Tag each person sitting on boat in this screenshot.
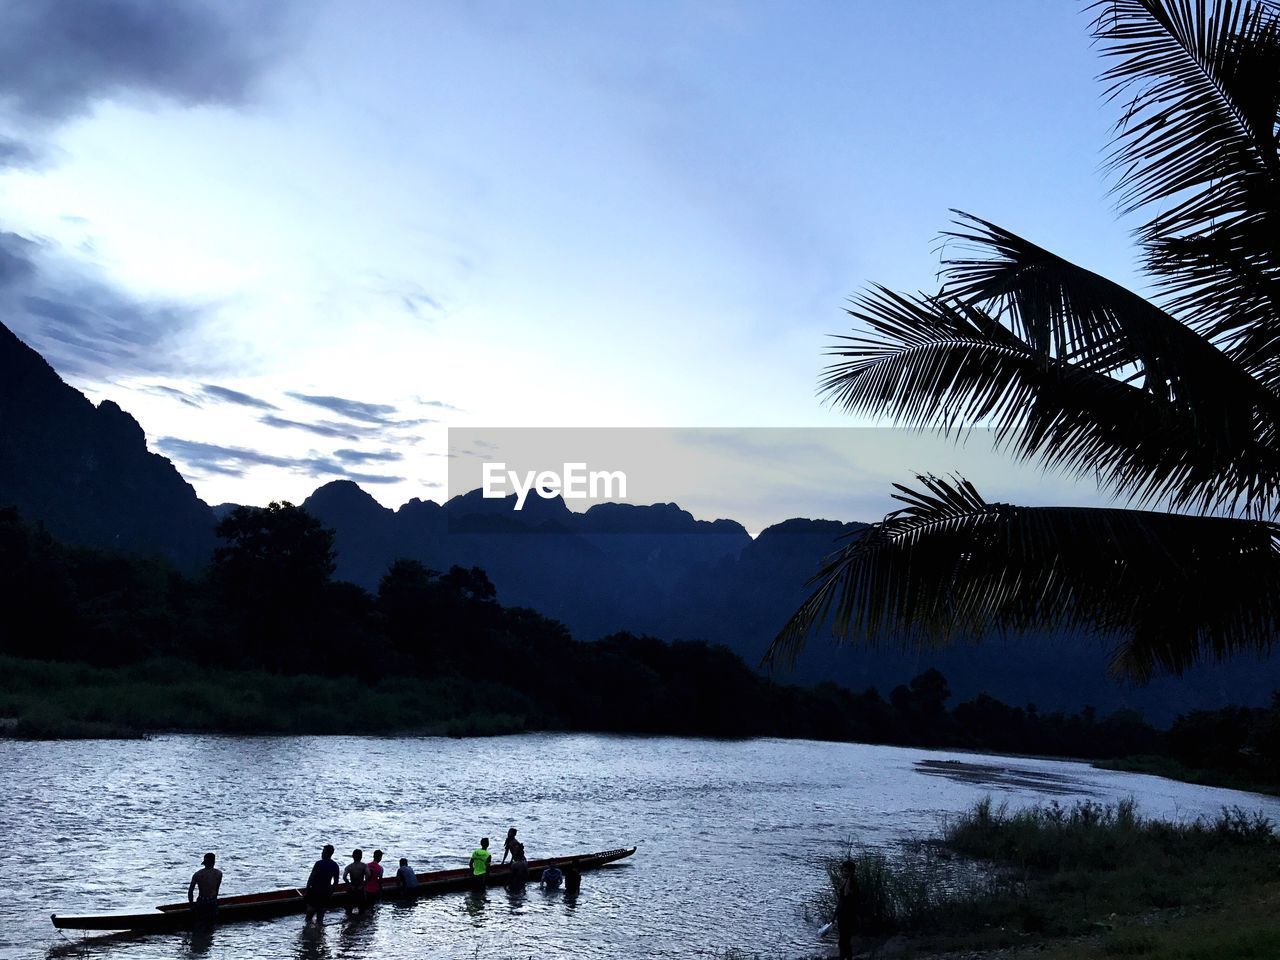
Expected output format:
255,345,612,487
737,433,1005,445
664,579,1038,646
187,852,222,922
343,849,370,914
469,837,492,891
304,844,340,925
365,849,385,903
501,827,519,863
509,841,529,888
563,860,581,895
540,864,563,890
396,857,419,891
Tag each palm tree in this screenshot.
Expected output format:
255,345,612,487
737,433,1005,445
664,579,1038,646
769,0,1280,680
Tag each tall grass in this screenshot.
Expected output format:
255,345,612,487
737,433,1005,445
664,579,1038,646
817,798,1278,945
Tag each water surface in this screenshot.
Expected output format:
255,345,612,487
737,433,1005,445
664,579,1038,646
4,734,1277,960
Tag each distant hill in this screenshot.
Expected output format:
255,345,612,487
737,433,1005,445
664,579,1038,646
0,321,213,569
294,480,1279,725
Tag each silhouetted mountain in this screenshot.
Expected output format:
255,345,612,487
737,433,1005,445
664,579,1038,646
0,321,213,568
292,480,1279,724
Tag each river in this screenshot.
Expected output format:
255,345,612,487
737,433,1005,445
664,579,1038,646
3,734,1277,960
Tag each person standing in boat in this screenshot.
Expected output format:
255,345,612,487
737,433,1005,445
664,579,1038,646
364,849,385,904
187,852,222,923
501,827,520,864
469,837,492,892
343,849,370,914
304,844,340,925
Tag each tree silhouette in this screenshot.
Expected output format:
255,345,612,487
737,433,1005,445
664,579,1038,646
771,0,1280,679
212,502,338,668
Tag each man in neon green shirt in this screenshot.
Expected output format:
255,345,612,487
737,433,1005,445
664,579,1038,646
469,837,492,892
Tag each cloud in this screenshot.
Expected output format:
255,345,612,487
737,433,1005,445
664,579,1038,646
259,415,368,441
259,412,434,444
0,0,288,124
0,231,213,378
201,383,278,410
156,436,404,485
285,392,400,423
0,135,42,170
417,397,461,411
142,383,202,407
333,448,404,464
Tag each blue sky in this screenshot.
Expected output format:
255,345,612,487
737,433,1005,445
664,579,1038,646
0,0,1146,517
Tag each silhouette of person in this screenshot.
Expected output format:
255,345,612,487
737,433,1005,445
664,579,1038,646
469,837,492,892
343,849,369,914
187,852,222,923
501,827,519,863
304,844,340,924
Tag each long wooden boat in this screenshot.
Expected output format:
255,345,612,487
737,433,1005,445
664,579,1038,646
52,846,635,933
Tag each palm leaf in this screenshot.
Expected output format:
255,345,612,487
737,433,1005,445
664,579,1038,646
767,475,1280,680
823,272,1280,516
1091,0,1280,354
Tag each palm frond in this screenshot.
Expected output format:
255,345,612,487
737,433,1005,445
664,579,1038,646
1091,0,1280,235
1091,0,1280,349
766,475,1280,680
824,260,1280,515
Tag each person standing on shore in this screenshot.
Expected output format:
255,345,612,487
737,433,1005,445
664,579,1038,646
343,849,369,914
469,837,492,892
187,853,222,923
304,845,339,925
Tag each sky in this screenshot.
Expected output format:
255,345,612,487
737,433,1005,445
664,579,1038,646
0,0,1148,522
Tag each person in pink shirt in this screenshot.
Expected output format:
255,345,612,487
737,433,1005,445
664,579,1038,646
364,849,385,903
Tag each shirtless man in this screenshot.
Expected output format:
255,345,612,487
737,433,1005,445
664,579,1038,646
343,849,370,914
187,853,222,923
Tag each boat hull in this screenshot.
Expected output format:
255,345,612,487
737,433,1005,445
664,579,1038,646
52,847,635,932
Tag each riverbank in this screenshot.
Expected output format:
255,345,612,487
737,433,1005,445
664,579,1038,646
1094,754,1280,798
815,798,1280,960
0,656,529,739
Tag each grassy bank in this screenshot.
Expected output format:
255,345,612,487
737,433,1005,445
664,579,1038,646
0,656,530,738
1095,754,1280,798
817,798,1280,958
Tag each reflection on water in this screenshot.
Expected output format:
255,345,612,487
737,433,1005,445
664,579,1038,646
6,733,1279,959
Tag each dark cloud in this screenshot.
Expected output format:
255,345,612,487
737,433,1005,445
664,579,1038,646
142,384,201,407
0,135,42,170
0,0,286,123
0,233,211,378
201,383,278,410
260,415,366,441
333,448,404,464
285,392,400,423
418,398,461,411
156,437,404,486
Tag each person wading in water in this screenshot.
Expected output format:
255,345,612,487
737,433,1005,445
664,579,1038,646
187,853,222,924
469,837,492,893
343,849,369,915
304,845,339,925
